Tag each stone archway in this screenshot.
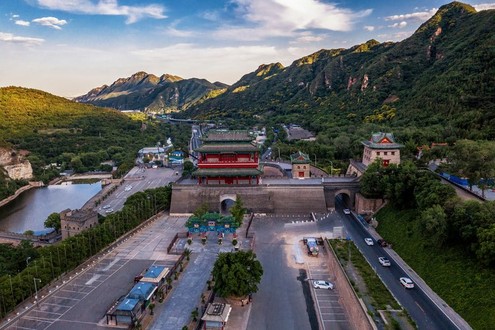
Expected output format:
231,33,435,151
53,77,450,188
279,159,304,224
220,194,237,215
334,189,353,210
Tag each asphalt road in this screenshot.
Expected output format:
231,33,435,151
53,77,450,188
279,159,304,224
97,166,181,215
339,204,460,330
248,214,351,330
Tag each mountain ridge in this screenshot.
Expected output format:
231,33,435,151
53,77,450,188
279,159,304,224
75,71,227,112
182,2,494,141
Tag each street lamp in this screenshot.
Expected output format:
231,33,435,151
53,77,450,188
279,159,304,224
33,278,41,308
276,147,281,162
26,257,31,267
329,161,334,176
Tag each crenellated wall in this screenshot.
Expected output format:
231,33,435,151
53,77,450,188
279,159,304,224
170,184,329,215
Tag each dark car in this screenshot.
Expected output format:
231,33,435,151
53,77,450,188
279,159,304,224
377,239,388,247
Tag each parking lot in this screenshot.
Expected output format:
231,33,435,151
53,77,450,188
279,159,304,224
306,250,350,329
3,215,185,330
247,212,353,330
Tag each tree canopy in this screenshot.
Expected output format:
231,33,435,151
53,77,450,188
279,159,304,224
212,250,263,298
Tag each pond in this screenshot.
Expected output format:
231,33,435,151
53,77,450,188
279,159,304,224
0,183,101,233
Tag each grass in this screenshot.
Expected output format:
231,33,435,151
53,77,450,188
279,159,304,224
330,239,400,310
376,205,495,330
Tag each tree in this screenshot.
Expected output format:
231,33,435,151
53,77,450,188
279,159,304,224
211,250,263,298
449,140,495,198
230,194,246,226
359,161,387,198
477,224,495,266
193,203,209,218
419,205,448,246
183,160,194,176
44,212,61,232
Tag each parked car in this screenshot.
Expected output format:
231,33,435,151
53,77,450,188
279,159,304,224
105,208,114,213
364,238,374,246
400,277,414,289
102,205,111,209
313,280,334,290
377,239,388,247
343,209,351,215
378,257,391,267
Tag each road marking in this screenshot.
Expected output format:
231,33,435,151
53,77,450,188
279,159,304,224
85,274,101,285
101,258,120,271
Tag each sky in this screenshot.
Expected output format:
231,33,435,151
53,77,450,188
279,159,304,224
0,0,494,97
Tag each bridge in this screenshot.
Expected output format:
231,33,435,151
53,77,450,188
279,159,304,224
0,231,51,247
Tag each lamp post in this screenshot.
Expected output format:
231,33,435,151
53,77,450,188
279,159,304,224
329,161,334,176
314,154,317,167
26,256,31,267
33,278,41,308
276,147,281,162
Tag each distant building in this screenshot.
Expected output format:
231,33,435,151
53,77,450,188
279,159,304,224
193,130,262,185
168,150,185,165
347,132,403,177
361,132,403,167
60,208,98,240
290,151,311,179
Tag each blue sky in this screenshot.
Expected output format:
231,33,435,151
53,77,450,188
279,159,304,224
0,0,494,97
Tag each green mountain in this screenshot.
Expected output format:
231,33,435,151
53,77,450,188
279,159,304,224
0,86,189,191
185,2,495,140
75,71,228,112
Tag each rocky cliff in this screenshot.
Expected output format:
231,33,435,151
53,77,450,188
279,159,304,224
0,148,33,180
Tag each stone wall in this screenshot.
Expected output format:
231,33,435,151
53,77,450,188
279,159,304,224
354,193,385,214
325,240,374,330
170,184,327,215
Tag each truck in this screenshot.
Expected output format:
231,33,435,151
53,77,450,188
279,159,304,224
303,237,319,256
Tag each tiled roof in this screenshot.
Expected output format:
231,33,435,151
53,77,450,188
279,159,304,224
127,282,156,301
195,143,259,153
193,167,263,177
290,151,310,164
202,130,254,142
361,132,403,149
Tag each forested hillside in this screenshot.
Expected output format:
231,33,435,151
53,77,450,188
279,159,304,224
185,2,495,145
0,87,189,197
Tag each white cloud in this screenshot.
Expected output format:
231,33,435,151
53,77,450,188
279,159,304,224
385,8,437,22
12,14,20,18
15,20,31,27
35,0,166,24
209,0,371,41
389,21,407,29
0,32,44,45
377,31,412,42
474,3,495,11
293,35,324,43
232,0,372,33
32,17,68,30
364,25,375,31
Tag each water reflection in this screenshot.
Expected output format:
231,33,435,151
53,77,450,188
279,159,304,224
0,183,101,233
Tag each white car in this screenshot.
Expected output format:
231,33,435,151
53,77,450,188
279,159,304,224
102,205,111,209
343,209,351,215
105,208,114,213
364,238,374,246
124,185,132,191
313,280,334,290
378,257,391,266
400,277,414,289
